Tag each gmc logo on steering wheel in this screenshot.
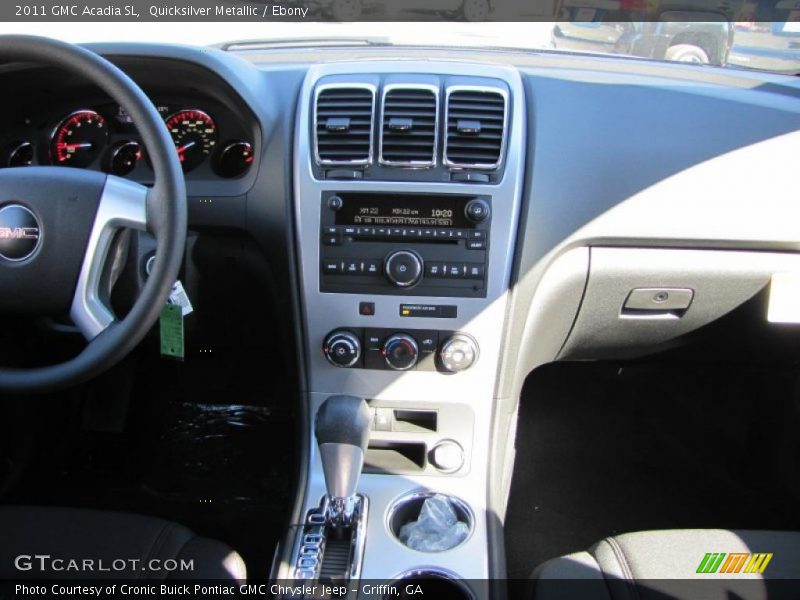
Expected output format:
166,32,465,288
0,227,39,240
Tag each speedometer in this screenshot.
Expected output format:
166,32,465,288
164,109,217,173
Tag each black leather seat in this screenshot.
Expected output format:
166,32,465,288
530,529,800,600
0,506,246,580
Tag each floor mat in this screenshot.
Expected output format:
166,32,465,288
5,396,296,578
504,361,800,579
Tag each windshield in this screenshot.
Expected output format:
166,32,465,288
2,20,798,75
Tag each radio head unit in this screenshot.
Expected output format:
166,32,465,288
320,191,491,298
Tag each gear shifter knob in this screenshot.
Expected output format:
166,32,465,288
315,395,371,525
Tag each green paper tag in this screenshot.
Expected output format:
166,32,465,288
160,303,184,360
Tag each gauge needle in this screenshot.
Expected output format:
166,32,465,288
61,142,93,150
176,141,196,161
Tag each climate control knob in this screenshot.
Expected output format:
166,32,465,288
439,334,478,373
384,250,423,288
323,330,361,368
382,333,419,371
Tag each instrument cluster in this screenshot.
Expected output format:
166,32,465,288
0,102,255,179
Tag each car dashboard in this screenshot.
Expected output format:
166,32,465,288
1,40,799,587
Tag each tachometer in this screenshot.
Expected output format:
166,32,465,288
50,110,108,168
164,109,217,173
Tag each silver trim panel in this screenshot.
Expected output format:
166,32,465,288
293,61,526,582
69,176,148,340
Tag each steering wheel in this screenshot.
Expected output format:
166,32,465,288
0,36,186,394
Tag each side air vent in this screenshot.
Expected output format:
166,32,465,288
444,87,507,170
314,85,375,166
379,86,438,167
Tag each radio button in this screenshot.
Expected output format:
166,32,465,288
344,260,362,275
452,229,467,239
447,264,466,278
322,226,339,235
436,229,450,238
385,250,423,287
422,228,435,239
321,259,343,275
467,240,487,250
343,226,357,236
377,227,388,236
469,230,487,240
466,264,485,279
321,232,342,246
391,228,403,237
426,263,445,278
365,260,381,275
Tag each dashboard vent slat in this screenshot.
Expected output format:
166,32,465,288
315,86,375,166
445,88,507,170
379,87,438,167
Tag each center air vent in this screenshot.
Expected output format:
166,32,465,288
315,85,375,166
379,86,438,167
444,87,507,170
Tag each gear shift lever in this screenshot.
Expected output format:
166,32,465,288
315,395,371,527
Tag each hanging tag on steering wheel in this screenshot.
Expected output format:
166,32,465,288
168,280,194,317
160,303,184,361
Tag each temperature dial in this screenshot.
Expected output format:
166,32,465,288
439,334,478,373
323,330,361,368
382,333,419,371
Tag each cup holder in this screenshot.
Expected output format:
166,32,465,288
387,569,474,600
387,491,474,552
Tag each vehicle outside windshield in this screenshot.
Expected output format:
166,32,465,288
1,19,798,75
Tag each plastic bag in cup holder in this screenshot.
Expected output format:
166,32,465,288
398,494,470,552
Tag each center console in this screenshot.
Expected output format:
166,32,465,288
284,61,526,596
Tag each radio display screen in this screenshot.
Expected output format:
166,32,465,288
335,193,471,228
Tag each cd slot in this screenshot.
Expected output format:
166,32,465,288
352,233,461,244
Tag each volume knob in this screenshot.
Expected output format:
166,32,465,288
323,330,361,368
384,250,423,288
